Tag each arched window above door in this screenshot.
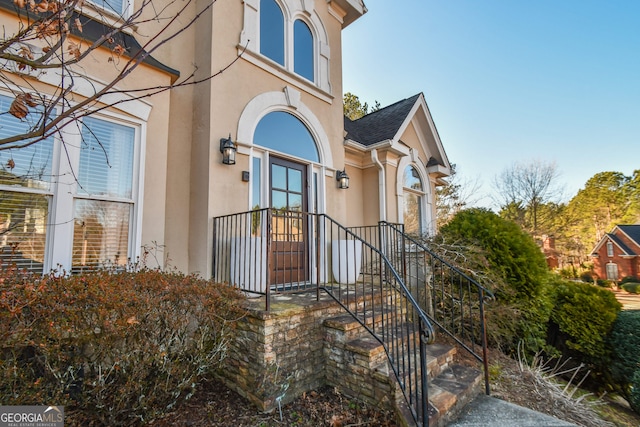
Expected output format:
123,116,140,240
254,111,319,162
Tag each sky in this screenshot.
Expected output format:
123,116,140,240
342,0,640,209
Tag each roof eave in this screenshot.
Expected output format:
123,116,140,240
329,0,367,28
345,138,410,157
427,163,451,178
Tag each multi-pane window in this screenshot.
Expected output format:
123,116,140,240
606,241,614,257
403,165,424,235
260,0,315,82
0,93,139,274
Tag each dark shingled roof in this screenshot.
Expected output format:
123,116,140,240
608,234,635,255
345,94,421,146
618,225,640,250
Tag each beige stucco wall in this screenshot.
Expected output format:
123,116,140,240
147,0,355,275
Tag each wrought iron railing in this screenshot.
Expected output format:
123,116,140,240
213,209,435,426
352,222,493,395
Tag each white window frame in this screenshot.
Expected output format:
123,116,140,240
606,262,619,281
396,156,434,236
0,92,144,273
606,241,614,257
240,0,332,101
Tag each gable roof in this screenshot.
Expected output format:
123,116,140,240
344,93,451,176
590,224,640,256
618,225,640,246
344,94,421,146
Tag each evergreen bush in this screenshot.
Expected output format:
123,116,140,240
0,265,246,425
439,208,553,354
608,310,640,405
549,280,621,365
630,370,640,414
622,283,640,294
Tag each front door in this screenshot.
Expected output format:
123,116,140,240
270,157,308,285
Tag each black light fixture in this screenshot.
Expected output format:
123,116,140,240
336,168,349,189
219,134,236,165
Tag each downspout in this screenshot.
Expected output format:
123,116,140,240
371,149,386,221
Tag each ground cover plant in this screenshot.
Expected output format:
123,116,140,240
0,265,246,425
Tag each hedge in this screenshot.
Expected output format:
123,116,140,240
0,265,246,425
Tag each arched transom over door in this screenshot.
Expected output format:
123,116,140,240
254,111,319,285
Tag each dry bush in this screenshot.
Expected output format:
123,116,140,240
0,265,246,425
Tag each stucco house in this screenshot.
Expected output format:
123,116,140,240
0,0,450,278
0,0,491,425
591,225,640,281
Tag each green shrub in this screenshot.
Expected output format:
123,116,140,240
0,265,246,425
439,208,553,354
596,279,611,288
631,370,640,414
608,310,640,403
621,276,640,285
549,281,621,364
579,272,594,283
622,282,640,294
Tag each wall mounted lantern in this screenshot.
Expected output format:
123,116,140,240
336,169,349,189
219,134,237,165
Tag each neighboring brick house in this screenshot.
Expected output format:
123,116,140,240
590,225,640,281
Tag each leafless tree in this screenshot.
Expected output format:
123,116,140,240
436,164,484,228
493,160,565,237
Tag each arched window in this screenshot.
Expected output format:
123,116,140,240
254,111,319,162
294,20,314,81
260,0,285,66
403,165,424,235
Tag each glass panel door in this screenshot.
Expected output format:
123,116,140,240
270,157,307,285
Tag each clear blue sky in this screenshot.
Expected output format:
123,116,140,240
343,0,640,208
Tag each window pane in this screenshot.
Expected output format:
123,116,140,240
272,190,287,210
260,0,285,66
0,95,54,190
0,191,49,273
254,112,319,162
289,193,302,211
272,164,287,190
88,0,126,15
294,20,314,81
288,168,302,192
403,192,421,235
78,117,134,198
72,199,130,272
403,166,423,191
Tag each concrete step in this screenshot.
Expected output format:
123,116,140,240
428,363,484,427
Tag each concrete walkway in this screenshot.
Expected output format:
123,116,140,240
446,395,577,427
614,289,640,310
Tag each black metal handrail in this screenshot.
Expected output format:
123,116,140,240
212,209,435,426
357,222,494,396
